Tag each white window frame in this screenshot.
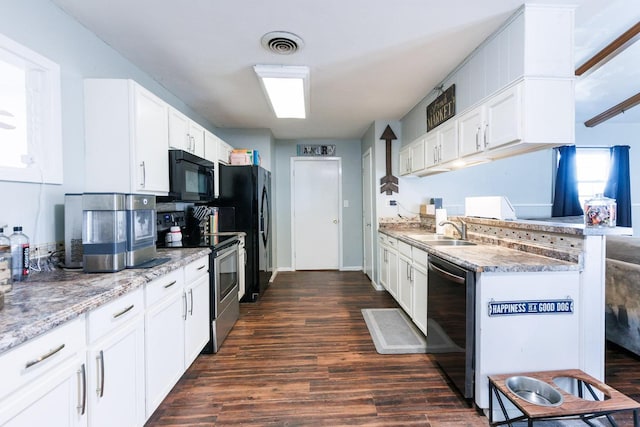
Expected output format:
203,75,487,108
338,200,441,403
0,32,62,184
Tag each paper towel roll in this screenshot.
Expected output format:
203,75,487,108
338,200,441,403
435,208,447,234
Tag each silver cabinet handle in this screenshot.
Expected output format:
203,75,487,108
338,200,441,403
25,343,65,369
96,350,104,398
182,293,188,320
140,161,146,188
77,363,86,415
112,304,134,319
197,265,206,271
189,289,194,316
484,123,489,148
164,280,177,289
475,126,481,150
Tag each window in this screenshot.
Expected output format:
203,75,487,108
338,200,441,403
575,147,610,207
0,33,62,184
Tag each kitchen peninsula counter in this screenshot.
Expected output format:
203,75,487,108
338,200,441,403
379,228,580,273
0,247,210,355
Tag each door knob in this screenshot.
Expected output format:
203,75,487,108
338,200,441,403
333,219,338,224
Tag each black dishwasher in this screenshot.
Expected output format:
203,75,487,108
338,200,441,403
427,254,476,399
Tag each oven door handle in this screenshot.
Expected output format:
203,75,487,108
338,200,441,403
428,262,465,284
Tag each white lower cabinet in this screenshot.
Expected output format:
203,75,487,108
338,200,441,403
398,254,413,316
184,256,211,369
411,251,428,335
0,258,213,427
86,289,145,427
0,318,87,427
145,256,211,417
144,269,186,418
378,234,398,299
394,241,428,335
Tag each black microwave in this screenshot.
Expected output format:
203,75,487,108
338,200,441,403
167,150,215,202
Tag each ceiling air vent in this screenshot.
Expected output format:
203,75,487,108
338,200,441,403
261,31,304,55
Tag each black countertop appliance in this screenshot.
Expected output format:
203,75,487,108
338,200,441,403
214,164,272,302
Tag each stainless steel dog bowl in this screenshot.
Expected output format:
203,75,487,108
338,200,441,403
505,376,564,407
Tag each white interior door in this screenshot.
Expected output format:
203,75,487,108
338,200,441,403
292,158,341,270
362,149,374,281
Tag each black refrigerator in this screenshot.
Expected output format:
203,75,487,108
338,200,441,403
215,164,272,302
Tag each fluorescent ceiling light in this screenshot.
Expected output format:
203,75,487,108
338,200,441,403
254,65,309,119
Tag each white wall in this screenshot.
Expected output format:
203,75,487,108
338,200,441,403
0,0,217,246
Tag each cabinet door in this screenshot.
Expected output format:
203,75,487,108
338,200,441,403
189,121,205,158
398,256,413,316
398,146,411,176
144,291,185,417
458,106,485,158
168,108,190,152
412,264,428,335
184,274,210,369
387,248,398,299
438,120,458,163
87,319,145,427
425,132,439,168
133,85,169,193
485,84,522,150
204,130,218,163
379,244,388,291
0,358,87,427
410,139,425,172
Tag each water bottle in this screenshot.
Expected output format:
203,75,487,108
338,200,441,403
0,228,12,292
10,226,30,281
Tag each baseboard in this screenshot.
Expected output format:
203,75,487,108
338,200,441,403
276,267,294,272
340,266,363,272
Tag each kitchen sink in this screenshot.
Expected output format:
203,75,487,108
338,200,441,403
424,240,477,246
405,234,454,241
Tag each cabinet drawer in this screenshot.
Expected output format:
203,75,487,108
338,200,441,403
145,269,184,307
398,241,412,258
0,317,85,400
413,248,429,268
386,237,397,248
184,256,209,283
87,287,144,343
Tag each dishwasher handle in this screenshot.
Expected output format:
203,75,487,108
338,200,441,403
428,261,466,285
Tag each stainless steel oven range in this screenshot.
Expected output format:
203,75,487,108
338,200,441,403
206,236,240,353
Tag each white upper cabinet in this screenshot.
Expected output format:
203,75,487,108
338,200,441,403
84,79,170,195
400,4,574,175
399,136,425,176
168,108,205,158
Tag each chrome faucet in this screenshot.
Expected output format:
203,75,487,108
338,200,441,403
439,220,467,240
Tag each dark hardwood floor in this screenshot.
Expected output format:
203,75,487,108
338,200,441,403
145,271,640,427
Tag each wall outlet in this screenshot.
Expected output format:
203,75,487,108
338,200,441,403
389,200,397,206
31,242,63,259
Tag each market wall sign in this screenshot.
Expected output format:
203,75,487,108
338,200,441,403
297,144,336,156
426,84,456,131
488,299,574,317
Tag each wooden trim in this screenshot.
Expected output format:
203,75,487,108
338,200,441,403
584,92,640,127
575,21,640,77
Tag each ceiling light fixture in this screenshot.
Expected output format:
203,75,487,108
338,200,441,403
254,64,309,119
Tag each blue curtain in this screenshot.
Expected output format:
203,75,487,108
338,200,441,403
552,145,583,217
604,145,632,227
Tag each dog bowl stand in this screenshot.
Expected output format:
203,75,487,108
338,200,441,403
488,369,640,426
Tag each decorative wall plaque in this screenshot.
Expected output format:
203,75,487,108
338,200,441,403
297,144,336,156
426,84,456,131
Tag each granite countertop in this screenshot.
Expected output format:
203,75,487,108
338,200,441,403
380,229,580,273
0,247,211,356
